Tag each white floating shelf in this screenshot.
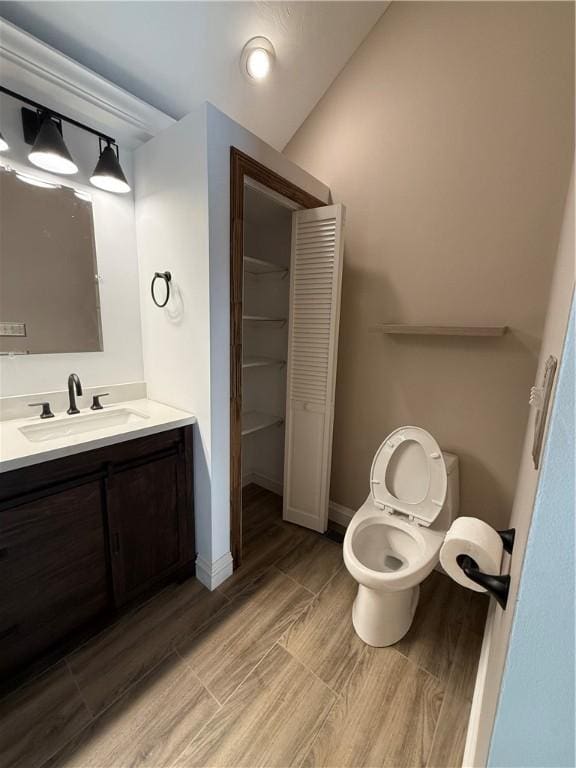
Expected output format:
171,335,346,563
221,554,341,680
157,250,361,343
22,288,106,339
377,324,508,337
243,356,285,369
243,314,287,325
241,410,284,437
244,256,288,275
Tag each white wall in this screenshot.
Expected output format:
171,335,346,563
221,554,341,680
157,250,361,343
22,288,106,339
133,102,328,581
205,103,330,566
133,105,214,562
0,90,144,397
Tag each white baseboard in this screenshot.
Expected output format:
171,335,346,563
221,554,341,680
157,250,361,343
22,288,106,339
242,475,355,531
195,552,234,591
243,471,283,496
463,602,496,767
328,500,354,528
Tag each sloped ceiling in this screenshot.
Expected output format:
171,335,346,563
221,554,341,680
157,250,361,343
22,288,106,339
0,1,387,149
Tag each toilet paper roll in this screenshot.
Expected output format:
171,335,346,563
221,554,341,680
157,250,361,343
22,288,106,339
440,517,504,593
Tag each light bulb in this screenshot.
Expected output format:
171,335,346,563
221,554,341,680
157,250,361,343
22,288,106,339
28,151,78,175
90,174,130,194
28,115,78,175
241,37,275,82
246,48,271,80
90,144,131,194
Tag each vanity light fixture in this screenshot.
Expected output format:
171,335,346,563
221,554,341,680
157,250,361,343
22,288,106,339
0,85,131,194
28,113,79,175
90,139,131,194
241,37,275,81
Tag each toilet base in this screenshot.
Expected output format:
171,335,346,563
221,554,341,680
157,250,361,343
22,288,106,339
351,583,420,647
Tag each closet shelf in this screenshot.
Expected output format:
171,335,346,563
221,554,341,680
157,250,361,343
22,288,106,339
243,356,286,369
376,323,508,337
242,411,284,437
243,314,287,325
244,256,289,275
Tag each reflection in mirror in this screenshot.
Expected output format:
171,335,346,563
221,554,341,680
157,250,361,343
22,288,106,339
0,166,103,354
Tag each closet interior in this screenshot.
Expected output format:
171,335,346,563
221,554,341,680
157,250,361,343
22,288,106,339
235,167,345,561
241,182,295,504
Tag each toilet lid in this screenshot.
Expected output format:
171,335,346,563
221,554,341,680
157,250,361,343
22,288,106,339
370,426,447,527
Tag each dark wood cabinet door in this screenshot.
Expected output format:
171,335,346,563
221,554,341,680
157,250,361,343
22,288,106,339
107,450,190,606
0,481,110,679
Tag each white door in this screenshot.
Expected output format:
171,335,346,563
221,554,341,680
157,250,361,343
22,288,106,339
283,204,345,532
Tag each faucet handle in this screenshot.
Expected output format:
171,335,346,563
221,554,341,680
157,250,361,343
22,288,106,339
28,402,54,419
90,393,110,411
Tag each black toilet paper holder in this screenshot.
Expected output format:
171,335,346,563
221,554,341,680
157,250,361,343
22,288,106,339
456,529,515,610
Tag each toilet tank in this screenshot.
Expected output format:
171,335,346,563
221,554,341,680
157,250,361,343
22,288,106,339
434,451,460,531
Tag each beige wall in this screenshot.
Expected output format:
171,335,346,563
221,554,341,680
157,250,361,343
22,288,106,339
284,1,574,529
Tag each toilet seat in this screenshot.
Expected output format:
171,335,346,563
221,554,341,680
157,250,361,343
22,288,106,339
370,426,447,527
345,502,444,590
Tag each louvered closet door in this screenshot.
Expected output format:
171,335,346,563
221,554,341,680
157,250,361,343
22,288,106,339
283,204,345,532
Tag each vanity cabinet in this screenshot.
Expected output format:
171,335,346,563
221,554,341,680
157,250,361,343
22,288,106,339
107,448,190,607
0,426,194,687
0,480,109,681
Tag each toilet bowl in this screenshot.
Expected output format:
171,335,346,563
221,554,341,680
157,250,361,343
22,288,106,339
343,426,459,647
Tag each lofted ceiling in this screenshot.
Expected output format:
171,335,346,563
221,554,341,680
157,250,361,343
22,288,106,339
0,1,387,149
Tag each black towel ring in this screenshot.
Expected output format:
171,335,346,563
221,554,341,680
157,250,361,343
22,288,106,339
151,271,172,307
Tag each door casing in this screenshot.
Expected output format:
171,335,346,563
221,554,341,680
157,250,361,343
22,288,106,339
229,147,325,567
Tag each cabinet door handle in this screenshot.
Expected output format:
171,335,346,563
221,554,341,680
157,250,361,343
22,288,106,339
113,532,121,555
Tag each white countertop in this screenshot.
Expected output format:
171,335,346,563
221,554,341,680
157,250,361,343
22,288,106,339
0,398,196,473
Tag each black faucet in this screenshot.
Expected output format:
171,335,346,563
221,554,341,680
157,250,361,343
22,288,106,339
67,373,83,415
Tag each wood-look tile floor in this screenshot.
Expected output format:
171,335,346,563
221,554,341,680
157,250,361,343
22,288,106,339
0,485,488,768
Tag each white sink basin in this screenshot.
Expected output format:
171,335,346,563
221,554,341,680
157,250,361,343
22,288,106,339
19,408,149,443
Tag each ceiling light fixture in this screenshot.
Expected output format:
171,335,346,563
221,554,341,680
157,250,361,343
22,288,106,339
241,37,275,82
28,113,79,175
0,86,131,194
90,139,131,194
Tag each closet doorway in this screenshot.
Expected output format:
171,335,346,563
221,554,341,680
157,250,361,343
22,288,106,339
230,148,344,567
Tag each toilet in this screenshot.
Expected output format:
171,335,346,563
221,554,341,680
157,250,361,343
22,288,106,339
343,426,459,647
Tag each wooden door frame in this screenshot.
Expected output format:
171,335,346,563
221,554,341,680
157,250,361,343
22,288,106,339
230,147,325,567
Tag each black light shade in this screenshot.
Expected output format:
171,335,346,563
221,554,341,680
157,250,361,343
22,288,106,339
28,115,78,175
0,129,8,152
90,144,130,194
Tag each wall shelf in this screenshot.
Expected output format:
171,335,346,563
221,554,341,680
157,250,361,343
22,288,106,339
243,314,287,325
241,410,284,437
243,356,285,369
376,323,508,337
244,256,288,275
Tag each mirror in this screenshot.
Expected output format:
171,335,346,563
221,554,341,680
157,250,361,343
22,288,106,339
0,166,103,354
